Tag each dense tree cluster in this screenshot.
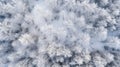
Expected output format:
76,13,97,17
0,0,120,67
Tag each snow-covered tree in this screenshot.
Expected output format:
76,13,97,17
0,0,120,67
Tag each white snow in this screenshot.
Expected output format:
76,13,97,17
0,0,120,67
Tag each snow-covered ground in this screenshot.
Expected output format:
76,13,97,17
0,0,120,67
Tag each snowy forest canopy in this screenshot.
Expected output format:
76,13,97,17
0,0,120,67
